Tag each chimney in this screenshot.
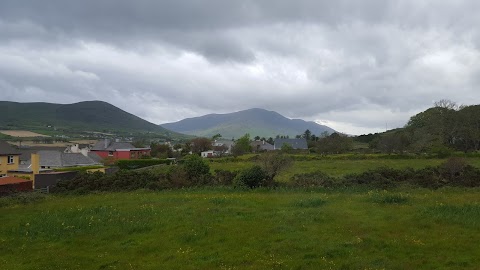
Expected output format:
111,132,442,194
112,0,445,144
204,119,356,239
104,138,109,149
31,153,40,189
31,153,40,175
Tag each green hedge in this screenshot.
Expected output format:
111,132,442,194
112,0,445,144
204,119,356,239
54,166,105,172
116,159,173,170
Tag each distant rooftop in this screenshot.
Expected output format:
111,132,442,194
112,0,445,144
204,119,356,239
0,141,19,155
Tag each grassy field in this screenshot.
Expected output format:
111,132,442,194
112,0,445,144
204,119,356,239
210,157,480,182
1,188,480,269
0,130,50,137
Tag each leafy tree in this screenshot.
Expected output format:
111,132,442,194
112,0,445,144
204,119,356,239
254,136,261,141
182,142,192,155
232,133,252,156
151,143,172,158
190,137,212,154
303,129,312,140
211,133,222,141
373,130,410,154
316,133,353,154
257,152,292,185
267,137,274,145
173,143,183,151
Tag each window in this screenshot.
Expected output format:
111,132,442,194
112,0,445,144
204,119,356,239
108,151,114,156
7,155,14,164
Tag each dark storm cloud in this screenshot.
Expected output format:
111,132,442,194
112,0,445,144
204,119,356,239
1,0,480,134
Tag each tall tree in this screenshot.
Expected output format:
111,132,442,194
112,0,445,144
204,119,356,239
232,134,252,157
303,129,312,140
190,137,212,154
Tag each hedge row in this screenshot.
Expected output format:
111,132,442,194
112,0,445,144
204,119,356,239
291,158,480,189
116,159,173,170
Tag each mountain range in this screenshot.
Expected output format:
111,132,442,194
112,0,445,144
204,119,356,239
161,108,336,138
1,101,336,139
0,101,174,135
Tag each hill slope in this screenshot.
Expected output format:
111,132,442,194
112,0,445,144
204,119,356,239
161,108,336,138
0,101,176,135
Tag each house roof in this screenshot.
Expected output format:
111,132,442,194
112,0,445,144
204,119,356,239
0,141,19,155
0,176,32,185
91,140,139,151
23,150,101,167
17,147,66,161
274,138,308,149
87,152,103,163
250,141,274,151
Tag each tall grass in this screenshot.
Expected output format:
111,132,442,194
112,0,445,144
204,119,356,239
421,204,480,227
1,189,480,269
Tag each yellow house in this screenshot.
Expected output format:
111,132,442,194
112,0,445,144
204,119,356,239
0,141,20,177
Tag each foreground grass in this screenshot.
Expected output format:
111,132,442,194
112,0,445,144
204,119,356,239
1,188,480,269
210,158,480,182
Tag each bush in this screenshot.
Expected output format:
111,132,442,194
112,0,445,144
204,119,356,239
183,155,212,185
233,166,268,189
166,166,190,188
213,169,238,186
290,171,336,188
116,159,173,170
440,157,468,179
0,192,47,207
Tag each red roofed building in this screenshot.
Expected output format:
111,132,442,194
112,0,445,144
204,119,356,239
91,139,151,160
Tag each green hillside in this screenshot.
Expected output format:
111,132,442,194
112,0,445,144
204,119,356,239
0,101,179,136
162,108,336,138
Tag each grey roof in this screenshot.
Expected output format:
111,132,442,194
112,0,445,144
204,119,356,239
0,141,19,155
24,150,101,167
250,141,274,151
274,138,308,150
91,140,137,151
87,152,103,163
17,146,66,161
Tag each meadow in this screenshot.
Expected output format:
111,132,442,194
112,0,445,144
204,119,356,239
1,188,480,269
209,156,480,181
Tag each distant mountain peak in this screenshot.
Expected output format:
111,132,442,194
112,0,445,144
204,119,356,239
161,108,336,138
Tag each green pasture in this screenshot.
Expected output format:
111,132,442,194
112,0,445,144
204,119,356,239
210,157,480,182
1,188,480,269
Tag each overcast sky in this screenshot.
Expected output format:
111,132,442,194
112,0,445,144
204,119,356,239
1,0,480,135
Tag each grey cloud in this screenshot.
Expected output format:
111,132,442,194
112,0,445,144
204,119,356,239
1,1,480,134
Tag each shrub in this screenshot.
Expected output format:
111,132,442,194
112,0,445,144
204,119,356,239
0,192,46,207
257,152,292,185
290,171,336,188
440,157,468,180
116,159,173,170
233,166,267,189
341,167,416,189
183,155,212,185
166,166,190,188
213,169,238,186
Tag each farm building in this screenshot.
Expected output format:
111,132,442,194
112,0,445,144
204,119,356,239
91,139,151,160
